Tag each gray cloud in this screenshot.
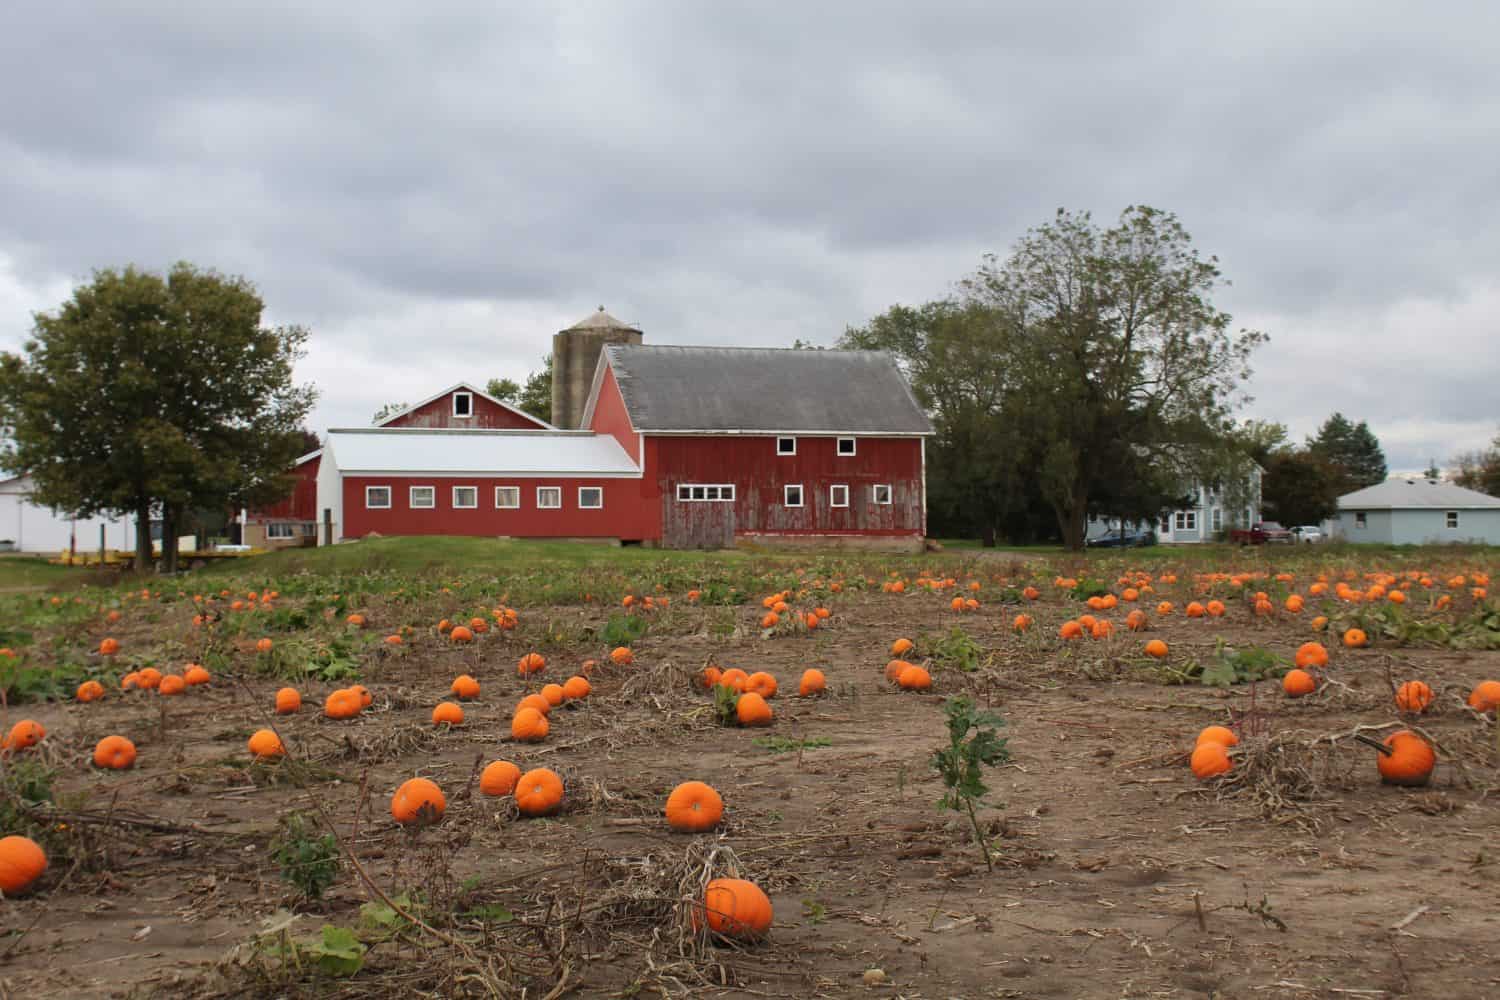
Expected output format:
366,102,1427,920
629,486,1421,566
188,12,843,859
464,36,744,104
2,2,1496,471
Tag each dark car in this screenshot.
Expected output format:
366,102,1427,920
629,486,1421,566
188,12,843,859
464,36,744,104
1086,530,1156,548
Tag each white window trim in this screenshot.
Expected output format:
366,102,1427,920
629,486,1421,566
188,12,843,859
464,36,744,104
365,486,391,509
1446,510,1458,528
1174,511,1197,531
677,483,736,502
830,484,849,508
495,486,520,509
537,486,562,509
266,523,296,539
776,436,797,456
872,484,893,505
409,485,436,509
784,483,804,508
578,486,603,510
836,437,856,457
452,391,474,418
452,486,479,509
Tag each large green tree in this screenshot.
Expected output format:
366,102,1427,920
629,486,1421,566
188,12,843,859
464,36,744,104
1450,429,1500,496
1308,412,1386,495
0,264,316,572
1260,449,1341,527
516,356,553,424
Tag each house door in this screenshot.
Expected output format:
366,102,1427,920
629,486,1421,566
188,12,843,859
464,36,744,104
662,500,735,549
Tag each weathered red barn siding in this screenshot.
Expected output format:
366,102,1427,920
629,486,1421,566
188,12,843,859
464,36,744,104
384,391,548,430
588,367,640,463
251,456,320,521
339,475,654,540
647,435,923,541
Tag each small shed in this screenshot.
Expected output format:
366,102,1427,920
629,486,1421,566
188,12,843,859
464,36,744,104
1335,479,1500,544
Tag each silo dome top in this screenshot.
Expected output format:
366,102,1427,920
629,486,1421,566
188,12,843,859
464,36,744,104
564,306,640,333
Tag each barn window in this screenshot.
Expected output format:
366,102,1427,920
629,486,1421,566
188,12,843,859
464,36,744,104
677,484,734,502
537,487,562,509
1354,511,1367,529
1446,510,1459,529
301,523,318,536
453,392,473,418
579,487,603,509
365,486,391,509
452,487,478,509
266,523,295,539
409,486,435,509
496,486,520,509
776,437,796,456
784,484,804,507
836,437,856,456
830,484,849,508
872,484,892,505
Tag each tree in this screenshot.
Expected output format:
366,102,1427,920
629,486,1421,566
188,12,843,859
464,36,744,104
516,356,552,423
371,402,409,424
1308,412,1386,494
484,377,521,404
0,264,316,573
1260,449,1340,527
1450,430,1500,496
1236,419,1289,466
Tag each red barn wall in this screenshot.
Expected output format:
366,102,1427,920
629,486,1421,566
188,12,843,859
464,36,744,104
251,455,320,521
647,435,924,539
588,367,640,464
384,390,549,430
339,475,655,540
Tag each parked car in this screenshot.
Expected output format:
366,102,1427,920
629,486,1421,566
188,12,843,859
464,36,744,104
1292,526,1323,544
1259,521,1293,544
1085,530,1156,548
1229,522,1294,545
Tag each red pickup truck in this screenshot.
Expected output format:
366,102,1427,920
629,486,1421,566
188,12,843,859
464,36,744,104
1229,522,1293,545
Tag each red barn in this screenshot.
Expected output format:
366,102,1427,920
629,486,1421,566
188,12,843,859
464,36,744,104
299,313,933,550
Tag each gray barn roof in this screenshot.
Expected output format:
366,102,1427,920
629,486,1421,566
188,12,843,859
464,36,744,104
600,345,934,435
1338,479,1500,509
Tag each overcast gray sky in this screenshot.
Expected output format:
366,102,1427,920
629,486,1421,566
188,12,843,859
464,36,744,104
2,2,1496,471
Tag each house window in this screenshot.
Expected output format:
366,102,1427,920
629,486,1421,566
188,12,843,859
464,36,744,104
1355,511,1367,529
784,484,804,507
776,437,796,456
1446,510,1459,529
1174,512,1197,531
676,484,735,502
830,484,849,508
453,392,473,418
365,486,391,509
266,523,295,539
537,487,562,509
409,485,435,509
836,437,856,456
1212,508,1222,532
452,486,478,509
496,486,520,509
579,487,603,509
1159,516,1172,534
872,484,892,505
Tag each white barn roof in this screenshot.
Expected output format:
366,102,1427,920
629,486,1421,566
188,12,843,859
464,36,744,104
324,429,638,476
1338,479,1500,510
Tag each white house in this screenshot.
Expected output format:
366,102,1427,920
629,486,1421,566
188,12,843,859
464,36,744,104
0,475,136,554
1335,479,1500,545
1085,468,1263,545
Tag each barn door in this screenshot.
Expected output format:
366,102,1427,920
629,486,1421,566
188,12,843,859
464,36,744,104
662,499,735,549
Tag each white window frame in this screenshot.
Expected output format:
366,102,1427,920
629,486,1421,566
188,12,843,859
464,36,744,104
266,523,296,539
872,484,893,506
452,486,479,509
1355,511,1367,529
784,483,804,508
409,485,436,509
1445,510,1458,529
495,486,520,509
365,486,391,509
1159,515,1172,534
1212,508,1223,532
537,486,562,509
830,484,849,508
452,391,473,418
1174,511,1196,531
578,486,603,509
776,436,797,456
677,483,736,502
836,437,856,457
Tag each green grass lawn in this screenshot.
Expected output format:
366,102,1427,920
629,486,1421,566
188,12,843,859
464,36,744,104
0,555,81,591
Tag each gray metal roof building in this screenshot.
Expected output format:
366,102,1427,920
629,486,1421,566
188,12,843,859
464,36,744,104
1335,479,1500,544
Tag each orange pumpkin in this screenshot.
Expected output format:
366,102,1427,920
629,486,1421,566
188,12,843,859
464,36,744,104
1294,642,1329,669
743,672,778,699
324,688,362,720
431,701,465,726
797,669,826,697
1369,730,1435,787
1205,600,1226,618
1185,602,1206,618
1282,668,1317,697
275,687,302,714
665,780,725,832
351,684,374,708
76,680,106,703
183,664,211,686
514,767,564,816
540,683,566,707
93,734,137,769
1156,601,1174,616
562,675,592,700
1343,628,1368,648
1058,620,1084,640
1196,725,1239,748
255,638,274,653
451,674,481,700
1143,639,1168,659
0,836,48,896
1012,614,1033,633
157,674,186,696
391,777,446,826
136,667,162,690
480,760,522,797
884,659,912,683
4,720,45,751
346,613,366,627
1394,680,1434,714
700,666,723,690
718,667,749,692
610,646,634,665
890,638,914,657
897,665,932,691
1467,680,1500,713
699,878,773,940
247,729,285,759
448,625,474,644
517,652,547,675
517,693,552,716
735,691,773,726
1190,742,1232,779
511,707,550,742
99,637,120,656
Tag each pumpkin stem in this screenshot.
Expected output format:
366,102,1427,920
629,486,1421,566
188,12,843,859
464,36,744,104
1352,733,1394,756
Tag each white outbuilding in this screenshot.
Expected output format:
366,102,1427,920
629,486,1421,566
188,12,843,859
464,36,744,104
1335,479,1500,545
0,475,136,554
